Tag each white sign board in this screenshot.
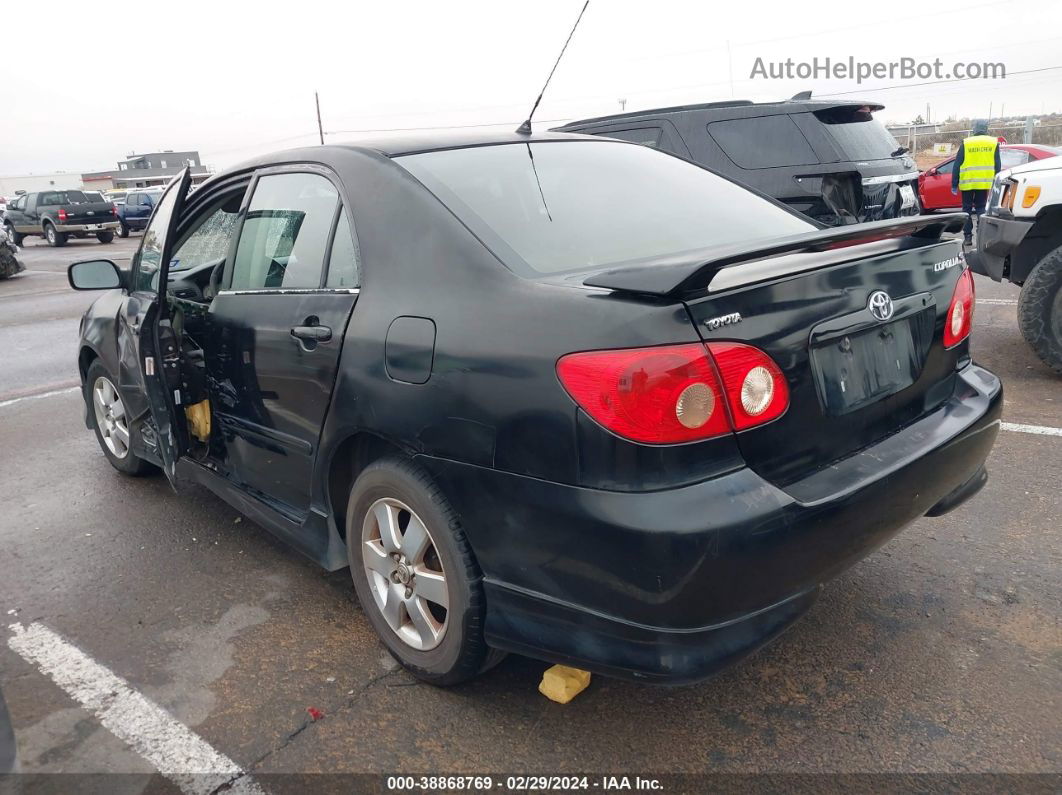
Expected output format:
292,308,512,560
933,143,955,155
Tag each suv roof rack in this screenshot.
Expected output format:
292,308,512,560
555,95,883,130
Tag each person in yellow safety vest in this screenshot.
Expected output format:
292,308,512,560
951,119,1002,246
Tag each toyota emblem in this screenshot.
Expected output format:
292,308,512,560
868,291,894,322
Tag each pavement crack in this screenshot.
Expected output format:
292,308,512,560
242,667,406,774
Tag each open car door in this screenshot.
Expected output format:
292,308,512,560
131,168,192,485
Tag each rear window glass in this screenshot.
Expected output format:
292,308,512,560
708,115,819,169
398,141,813,275
813,107,900,161
39,191,92,205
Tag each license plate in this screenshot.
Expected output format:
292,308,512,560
85,224,102,230
811,310,933,415
899,184,916,209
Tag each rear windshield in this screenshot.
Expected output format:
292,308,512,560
38,191,94,205
813,107,900,161
398,141,814,275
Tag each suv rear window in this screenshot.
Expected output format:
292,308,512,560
398,140,813,275
813,106,899,161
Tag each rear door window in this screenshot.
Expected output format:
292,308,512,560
707,115,819,168
230,172,339,290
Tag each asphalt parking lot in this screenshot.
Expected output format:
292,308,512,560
0,235,1059,787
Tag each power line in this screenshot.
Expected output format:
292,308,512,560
818,65,1062,97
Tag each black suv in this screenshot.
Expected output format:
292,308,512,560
67,135,998,686
556,97,919,226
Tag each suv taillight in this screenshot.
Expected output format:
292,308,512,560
944,268,975,348
57,208,68,222
556,342,789,444
111,205,118,216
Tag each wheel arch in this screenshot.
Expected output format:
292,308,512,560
1010,205,1062,284
78,345,100,382
325,430,414,540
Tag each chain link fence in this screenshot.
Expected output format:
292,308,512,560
887,121,1062,169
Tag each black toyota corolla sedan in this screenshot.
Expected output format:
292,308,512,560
68,131,1001,685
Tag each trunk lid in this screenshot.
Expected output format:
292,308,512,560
683,236,967,486
63,201,115,225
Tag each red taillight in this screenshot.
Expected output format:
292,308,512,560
705,342,790,430
556,342,789,444
111,205,118,216
58,208,68,222
944,268,975,348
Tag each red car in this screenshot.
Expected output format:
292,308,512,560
919,144,1061,211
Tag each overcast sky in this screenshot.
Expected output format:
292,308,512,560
3,0,1061,176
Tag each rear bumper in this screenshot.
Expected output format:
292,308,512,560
967,214,1032,281
55,222,119,233
420,364,1002,683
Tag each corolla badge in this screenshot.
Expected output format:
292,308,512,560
702,312,742,331
868,290,894,322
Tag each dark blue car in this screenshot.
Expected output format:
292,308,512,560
115,189,163,238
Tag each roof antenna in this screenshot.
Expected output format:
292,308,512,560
516,0,590,135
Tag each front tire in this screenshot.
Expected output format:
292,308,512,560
346,456,502,685
1017,244,1062,375
44,223,66,247
85,360,156,476
116,221,129,239
96,231,114,243
4,222,23,246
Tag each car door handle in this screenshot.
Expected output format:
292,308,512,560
290,325,332,342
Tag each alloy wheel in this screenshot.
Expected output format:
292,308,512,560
92,376,130,458
361,497,449,651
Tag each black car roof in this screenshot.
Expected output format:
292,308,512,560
228,129,594,175
555,98,886,129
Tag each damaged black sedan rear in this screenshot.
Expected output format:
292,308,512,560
69,132,1001,685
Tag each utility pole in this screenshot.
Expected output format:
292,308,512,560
618,98,627,111
315,91,324,145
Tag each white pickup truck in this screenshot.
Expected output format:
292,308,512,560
971,156,1062,373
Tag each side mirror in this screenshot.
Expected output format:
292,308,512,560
926,167,938,177
68,259,124,291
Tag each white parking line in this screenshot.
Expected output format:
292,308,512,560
0,386,79,409
1001,421,1062,437
7,622,264,795
977,298,1018,306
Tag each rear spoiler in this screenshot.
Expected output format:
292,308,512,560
583,213,966,297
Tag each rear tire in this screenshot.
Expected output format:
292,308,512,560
346,456,502,685
96,231,114,243
1017,245,1062,375
85,360,157,476
116,221,129,239
44,223,66,247
4,222,23,246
